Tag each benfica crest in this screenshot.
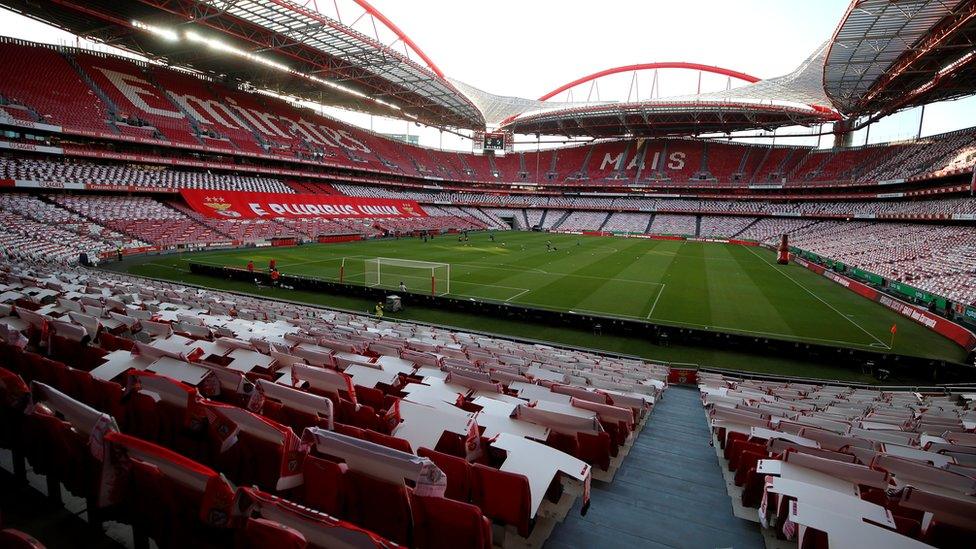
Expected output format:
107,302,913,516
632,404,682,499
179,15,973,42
203,196,241,218
401,204,420,216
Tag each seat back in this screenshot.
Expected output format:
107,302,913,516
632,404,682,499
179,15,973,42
546,431,580,460
90,378,125,426
417,447,472,502
409,491,492,549
900,486,976,532
768,439,857,463
723,430,748,453
470,463,532,537
343,470,412,545
333,422,366,440
241,518,308,549
65,368,94,404
578,431,612,471
298,454,346,517
354,385,386,410
21,412,74,479
217,430,289,492
785,450,889,489
231,487,396,549
128,460,176,542
364,430,413,454
873,454,976,495
0,366,29,409
0,367,28,448
0,529,46,549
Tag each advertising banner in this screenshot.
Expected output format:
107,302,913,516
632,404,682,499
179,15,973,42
848,267,884,286
888,281,948,310
180,190,427,220
793,255,976,350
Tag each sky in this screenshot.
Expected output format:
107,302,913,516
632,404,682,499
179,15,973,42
1,0,975,151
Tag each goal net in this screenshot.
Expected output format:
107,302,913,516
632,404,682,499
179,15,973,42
364,257,451,296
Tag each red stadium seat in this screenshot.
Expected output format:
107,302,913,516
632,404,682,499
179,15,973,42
723,430,748,455
354,384,387,411
89,378,126,427
342,470,412,545
363,430,413,454
578,431,612,472
0,366,29,410
470,463,532,537
105,432,235,547
734,448,767,487
261,399,288,424
20,405,103,506
296,455,347,517
333,422,366,440
232,487,396,548
241,518,308,549
0,529,46,549
127,459,179,546
409,491,492,549
545,431,580,461
125,391,164,443
0,367,28,449
20,412,75,482
417,447,472,502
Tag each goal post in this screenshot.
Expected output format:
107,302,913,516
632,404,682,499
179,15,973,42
364,257,451,296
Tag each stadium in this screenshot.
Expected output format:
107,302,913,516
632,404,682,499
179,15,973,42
0,0,974,547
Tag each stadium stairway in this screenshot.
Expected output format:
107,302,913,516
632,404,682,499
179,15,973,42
732,217,761,239
748,148,773,183
550,210,573,230
547,385,763,549
734,148,752,180
632,143,648,181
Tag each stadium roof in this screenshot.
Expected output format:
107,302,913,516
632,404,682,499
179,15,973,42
497,46,842,138
448,79,607,128
824,0,976,116
3,0,974,138
0,0,485,130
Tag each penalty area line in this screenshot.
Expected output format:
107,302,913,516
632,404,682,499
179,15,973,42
646,284,666,319
505,288,532,302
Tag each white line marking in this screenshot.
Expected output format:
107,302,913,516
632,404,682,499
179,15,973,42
646,284,666,319
743,246,890,349
146,262,191,273
506,288,531,302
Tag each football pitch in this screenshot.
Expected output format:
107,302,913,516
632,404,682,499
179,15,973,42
132,231,967,366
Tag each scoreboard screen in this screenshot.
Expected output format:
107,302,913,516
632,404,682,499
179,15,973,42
482,133,506,151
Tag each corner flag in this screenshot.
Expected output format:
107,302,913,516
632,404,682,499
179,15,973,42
890,324,897,335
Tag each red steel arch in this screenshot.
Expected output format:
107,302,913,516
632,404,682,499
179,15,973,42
349,0,445,78
538,62,761,101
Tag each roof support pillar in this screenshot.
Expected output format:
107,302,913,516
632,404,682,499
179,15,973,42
917,105,926,139
833,119,854,148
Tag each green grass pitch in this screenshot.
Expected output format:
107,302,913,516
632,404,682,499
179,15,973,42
127,231,967,369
